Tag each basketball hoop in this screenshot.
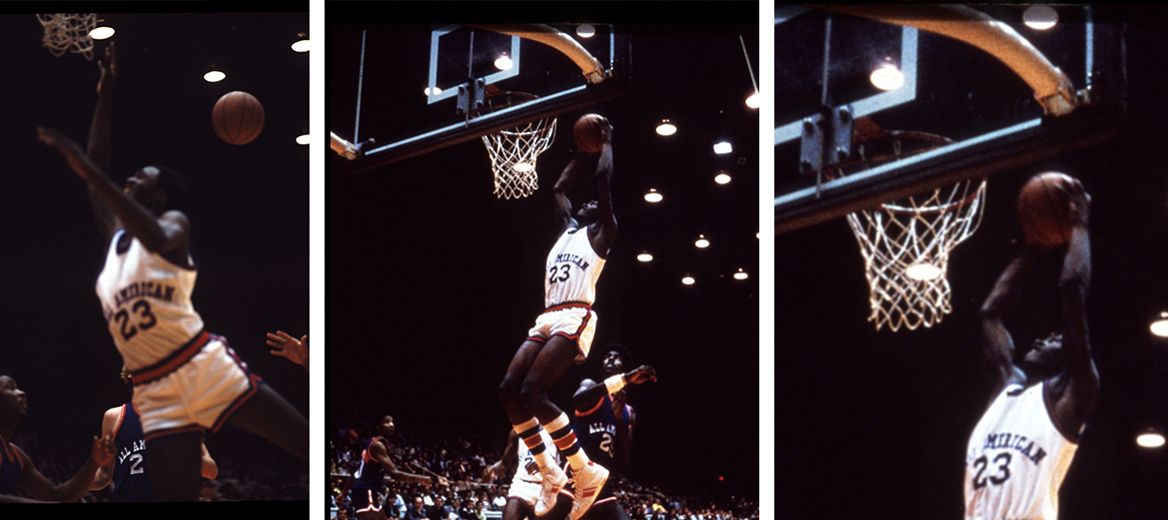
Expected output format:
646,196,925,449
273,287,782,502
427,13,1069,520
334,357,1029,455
477,92,557,200
36,14,98,60
833,130,987,332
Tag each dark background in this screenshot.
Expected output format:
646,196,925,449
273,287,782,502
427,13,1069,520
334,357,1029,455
328,2,760,501
777,7,1168,519
0,10,309,496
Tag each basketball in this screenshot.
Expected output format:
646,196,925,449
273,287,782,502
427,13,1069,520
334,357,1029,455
1017,172,1076,247
573,113,609,153
212,91,265,145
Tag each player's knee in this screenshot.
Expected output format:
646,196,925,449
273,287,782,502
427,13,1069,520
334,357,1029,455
498,376,521,404
518,379,546,409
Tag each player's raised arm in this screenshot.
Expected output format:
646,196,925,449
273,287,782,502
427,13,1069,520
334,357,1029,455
14,434,113,502
979,254,1032,395
591,122,617,255
1055,181,1098,427
86,42,119,240
37,127,190,256
553,158,582,231
572,366,656,410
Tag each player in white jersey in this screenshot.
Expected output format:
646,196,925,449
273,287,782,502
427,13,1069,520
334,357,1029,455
37,42,307,501
497,115,617,518
967,178,1096,520
483,429,571,520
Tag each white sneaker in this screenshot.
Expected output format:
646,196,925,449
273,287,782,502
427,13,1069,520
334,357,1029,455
568,461,609,520
535,462,568,516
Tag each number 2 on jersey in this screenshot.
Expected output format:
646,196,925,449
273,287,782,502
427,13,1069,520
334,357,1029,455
548,264,571,284
114,300,158,341
972,452,1012,489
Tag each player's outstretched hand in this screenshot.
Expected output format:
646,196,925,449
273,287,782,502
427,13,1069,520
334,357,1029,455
91,434,115,466
266,330,308,369
37,127,92,181
481,461,505,483
626,365,657,385
97,42,117,94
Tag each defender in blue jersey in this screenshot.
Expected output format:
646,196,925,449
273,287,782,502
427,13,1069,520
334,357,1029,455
350,416,443,520
91,369,218,501
0,373,114,503
568,346,655,520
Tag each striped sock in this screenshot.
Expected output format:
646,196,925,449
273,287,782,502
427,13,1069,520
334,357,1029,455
546,412,590,472
513,418,557,471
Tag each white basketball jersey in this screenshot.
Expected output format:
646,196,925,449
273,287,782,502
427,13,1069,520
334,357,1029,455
544,226,605,307
964,382,1078,520
95,230,205,371
515,430,558,484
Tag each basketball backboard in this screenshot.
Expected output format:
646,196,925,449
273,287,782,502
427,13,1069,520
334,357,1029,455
329,23,629,175
775,5,1125,234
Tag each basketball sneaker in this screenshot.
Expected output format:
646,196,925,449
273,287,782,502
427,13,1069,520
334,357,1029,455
568,461,609,520
535,462,568,516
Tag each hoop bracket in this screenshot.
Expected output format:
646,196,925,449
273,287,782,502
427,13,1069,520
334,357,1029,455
798,106,853,177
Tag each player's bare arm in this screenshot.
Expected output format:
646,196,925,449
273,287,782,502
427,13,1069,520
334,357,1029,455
90,406,122,491
618,407,637,470
1050,181,1098,434
15,434,113,502
589,127,617,257
572,365,656,410
370,439,436,487
979,254,1034,395
86,42,119,239
483,430,519,483
553,158,583,231
36,127,191,258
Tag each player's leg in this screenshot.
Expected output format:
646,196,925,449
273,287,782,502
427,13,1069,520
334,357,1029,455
521,336,609,513
224,383,308,460
578,499,629,520
146,430,204,501
503,497,532,520
498,340,544,425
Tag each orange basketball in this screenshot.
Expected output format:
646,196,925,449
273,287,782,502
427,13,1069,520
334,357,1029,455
1017,172,1076,247
573,113,609,153
212,91,265,145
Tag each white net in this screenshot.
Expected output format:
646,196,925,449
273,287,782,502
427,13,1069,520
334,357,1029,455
478,92,556,200
838,131,987,332
37,14,97,60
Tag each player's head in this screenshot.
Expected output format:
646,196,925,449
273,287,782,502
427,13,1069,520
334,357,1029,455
0,374,29,424
124,164,187,213
376,414,396,437
1023,332,1065,377
600,343,632,377
575,199,600,224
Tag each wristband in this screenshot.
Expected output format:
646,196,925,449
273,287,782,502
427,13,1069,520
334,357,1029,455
604,373,627,395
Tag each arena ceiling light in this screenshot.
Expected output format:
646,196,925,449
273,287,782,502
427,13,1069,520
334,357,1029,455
89,26,115,40
576,24,596,38
745,91,760,109
870,62,905,91
681,275,696,286
713,141,733,155
733,269,749,280
1023,5,1058,30
494,54,514,71
1151,312,1168,337
694,235,710,249
655,119,677,136
643,189,663,203
714,171,732,185
636,252,653,263
424,86,443,96
203,70,226,83
291,36,310,53
1137,429,1165,449
296,134,310,145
